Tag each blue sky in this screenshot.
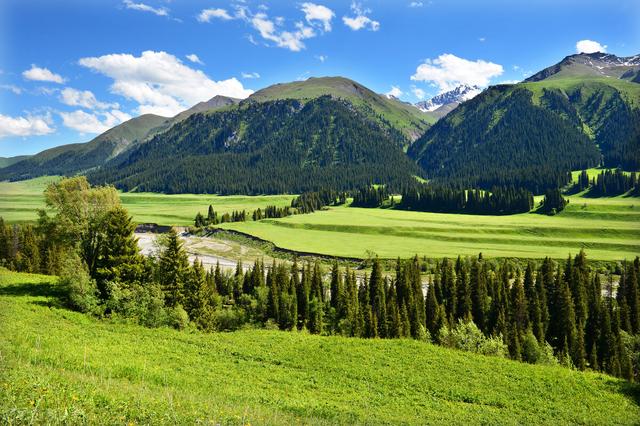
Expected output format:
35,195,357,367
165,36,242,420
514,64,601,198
1,0,638,157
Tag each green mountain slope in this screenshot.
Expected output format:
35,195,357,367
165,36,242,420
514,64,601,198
0,114,168,180
409,75,640,192
2,270,639,424
1,96,241,181
89,96,421,194
0,155,30,169
249,76,436,141
525,52,640,82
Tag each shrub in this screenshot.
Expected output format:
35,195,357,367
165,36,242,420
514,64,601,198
59,255,99,314
439,320,508,358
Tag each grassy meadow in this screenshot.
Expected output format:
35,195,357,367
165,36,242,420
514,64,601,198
1,176,638,261
0,177,295,225
2,269,639,425
220,194,640,261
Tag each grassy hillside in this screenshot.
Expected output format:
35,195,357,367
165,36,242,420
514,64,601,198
2,270,638,424
0,177,295,225
220,194,640,261
0,114,169,181
0,155,30,169
249,76,435,141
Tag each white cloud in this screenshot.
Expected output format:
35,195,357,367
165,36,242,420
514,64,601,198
0,113,54,138
478,37,486,42
60,88,118,110
185,54,203,64
411,86,425,99
343,2,380,31
576,39,607,54
197,8,232,22
316,54,328,62
385,86,403,98
197,4,331,52
411,53,503,93
0,84,22,95
22,65,66,84
78,50,253,116
250,13,316,51
409,1,423,6
498,79,520,85
60,109,132,134
123,0,168,16
301,3,334,31
241,72,260,79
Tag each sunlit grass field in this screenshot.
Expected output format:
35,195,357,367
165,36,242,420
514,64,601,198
220,194,640,261
1,176,638,261
1,270,639,424
0,177,295,225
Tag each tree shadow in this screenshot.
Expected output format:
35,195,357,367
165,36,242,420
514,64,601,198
0,282,65,299
613,378,640,407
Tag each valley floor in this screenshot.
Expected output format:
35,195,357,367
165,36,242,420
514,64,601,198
1,177,638,262
1,270,639,425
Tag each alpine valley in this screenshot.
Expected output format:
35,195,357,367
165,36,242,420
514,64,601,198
2,2,640,422
2,52,638,196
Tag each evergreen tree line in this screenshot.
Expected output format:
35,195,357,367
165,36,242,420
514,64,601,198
539,188,568,215
351,186,391,208
574,169,640,197
4,177,639,381
194,190,346,228
396,184,534,215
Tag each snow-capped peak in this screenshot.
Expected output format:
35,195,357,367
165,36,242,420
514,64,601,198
415,85,482,112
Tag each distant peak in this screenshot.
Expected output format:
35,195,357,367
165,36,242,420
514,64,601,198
415,84,482,112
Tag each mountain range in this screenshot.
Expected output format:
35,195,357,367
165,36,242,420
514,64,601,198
415,85,482,118
1,52,639,194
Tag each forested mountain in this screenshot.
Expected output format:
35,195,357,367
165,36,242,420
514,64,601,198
0,96,240,181
0,155,30,168
88,96,421,194
409,66,640,192
249,76,436,141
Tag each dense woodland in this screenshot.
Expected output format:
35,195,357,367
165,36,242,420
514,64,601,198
573,169,640,196
409,87,606,192
88,97,421,194
2,177,639,382
397,185,534,215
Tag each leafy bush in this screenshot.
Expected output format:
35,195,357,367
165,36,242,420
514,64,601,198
59,255,100,314
522,331,558,365
439,320,508,358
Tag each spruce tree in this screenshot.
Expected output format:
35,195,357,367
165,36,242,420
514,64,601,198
157,228,190,307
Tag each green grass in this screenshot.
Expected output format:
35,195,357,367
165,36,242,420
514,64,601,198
521,77,640,108
571,167,634,182
1,270,639,424
0,177,295,226
220,194,640,261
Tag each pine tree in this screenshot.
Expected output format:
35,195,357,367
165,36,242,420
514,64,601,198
523,263,543,342
470,257,488,332
157,228,190,307
510,270,529,334
370,257,388,338
386,280,401,338
455,256,472,321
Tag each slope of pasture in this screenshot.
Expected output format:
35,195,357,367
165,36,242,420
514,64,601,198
1,270,639,424
220,195,640,261
0,177,294,225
